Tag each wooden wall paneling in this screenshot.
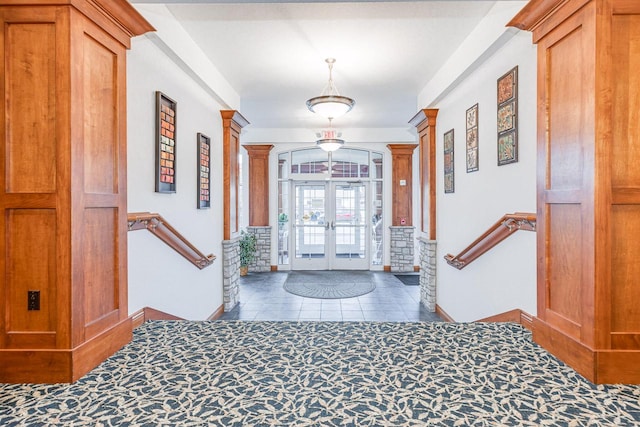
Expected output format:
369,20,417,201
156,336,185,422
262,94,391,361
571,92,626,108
511,0,640,383
221,111,249,240
0,1,152,383
6,210,57,348
243,145,274,226
409,109,438,238
387,144,418,226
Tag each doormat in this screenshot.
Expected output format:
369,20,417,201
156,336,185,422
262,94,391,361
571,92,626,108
395,274,420,286
284,271,375,299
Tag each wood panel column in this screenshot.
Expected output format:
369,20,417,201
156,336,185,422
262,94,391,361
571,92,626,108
0,0,153,383
387,144,418,226
410,109,438,238
221,111,249,240
510,0,640,384
243,145,274,226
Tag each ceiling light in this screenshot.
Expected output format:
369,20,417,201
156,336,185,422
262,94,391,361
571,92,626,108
316,118,344,152
306,58,355,118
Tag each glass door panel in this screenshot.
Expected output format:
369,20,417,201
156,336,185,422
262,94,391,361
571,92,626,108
292,183,328,270
331,183,369,270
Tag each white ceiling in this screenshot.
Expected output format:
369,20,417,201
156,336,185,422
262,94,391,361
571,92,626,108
133,1,504,131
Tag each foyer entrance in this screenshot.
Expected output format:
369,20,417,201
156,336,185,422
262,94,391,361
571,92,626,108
277,147,384,271
291,181,369,270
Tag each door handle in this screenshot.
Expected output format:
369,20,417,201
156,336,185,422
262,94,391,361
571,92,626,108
331,221,335,230
325,221,330,230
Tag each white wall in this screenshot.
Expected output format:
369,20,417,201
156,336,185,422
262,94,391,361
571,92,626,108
433,31,537,322
127,35,226,320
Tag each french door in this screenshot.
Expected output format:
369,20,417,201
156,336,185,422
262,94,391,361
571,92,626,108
291,181,369,270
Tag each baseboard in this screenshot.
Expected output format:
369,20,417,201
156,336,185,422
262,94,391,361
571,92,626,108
435,306,533,331
383,265,391,272
414,265,420,272
131,307,185,329
271,265,278,271
131,308,146,329
206,304,225,320
0,318,131,383
435,304,455,322
476,309,533,331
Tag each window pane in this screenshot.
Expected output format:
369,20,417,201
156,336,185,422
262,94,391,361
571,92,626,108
371,151,383,180
371,181,383,265
278,152,289,180
291,148,328,175
331,148,369,178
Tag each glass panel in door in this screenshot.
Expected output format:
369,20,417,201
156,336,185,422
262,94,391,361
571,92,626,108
292,183,328,270
331,182,369,270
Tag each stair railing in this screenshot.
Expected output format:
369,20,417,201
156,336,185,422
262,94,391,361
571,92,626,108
127,212,216,270
444,212,536,270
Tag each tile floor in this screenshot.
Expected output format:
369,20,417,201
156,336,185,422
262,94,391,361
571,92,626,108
218,271,442,322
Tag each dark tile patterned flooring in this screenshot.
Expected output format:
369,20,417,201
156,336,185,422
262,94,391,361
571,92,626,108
219,271,442,322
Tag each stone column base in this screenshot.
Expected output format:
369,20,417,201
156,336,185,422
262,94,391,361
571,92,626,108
418,236,436,312
389,226,415,272
222,236,241,312
247,226,271,273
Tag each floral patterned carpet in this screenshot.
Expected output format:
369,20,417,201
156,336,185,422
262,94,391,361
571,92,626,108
1,321,640,426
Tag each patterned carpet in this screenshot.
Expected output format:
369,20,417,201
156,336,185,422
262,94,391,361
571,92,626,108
284,271,376,299
1,321,640,426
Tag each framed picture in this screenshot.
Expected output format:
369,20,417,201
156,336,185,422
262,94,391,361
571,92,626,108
497,66,518,166
155,91,177,193
197,133,211,209
466,103,479,173
444,129,455,194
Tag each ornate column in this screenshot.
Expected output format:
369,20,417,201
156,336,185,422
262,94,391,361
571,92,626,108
0,0,153,383
410,109,439,311
242,145,273,273
510,0,640,383
387,144,418,272
221,111,249,311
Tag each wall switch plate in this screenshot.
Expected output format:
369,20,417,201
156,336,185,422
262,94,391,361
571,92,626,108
28,290,40,311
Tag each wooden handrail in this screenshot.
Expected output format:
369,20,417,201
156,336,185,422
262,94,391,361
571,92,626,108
127,212,216,270
444,212,536,270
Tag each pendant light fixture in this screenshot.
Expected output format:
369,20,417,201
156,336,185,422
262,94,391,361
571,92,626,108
306,58,355,118
316,118,344,152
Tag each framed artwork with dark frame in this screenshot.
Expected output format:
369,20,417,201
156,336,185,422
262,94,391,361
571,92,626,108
466,103,479,172
497,66,518,166
444,129,455,194
155,91,177,193
197,133,211,209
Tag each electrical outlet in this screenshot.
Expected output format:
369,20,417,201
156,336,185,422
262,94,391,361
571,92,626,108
28,290,40,311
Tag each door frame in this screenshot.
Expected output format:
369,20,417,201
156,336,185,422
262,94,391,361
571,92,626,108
290,180,370,270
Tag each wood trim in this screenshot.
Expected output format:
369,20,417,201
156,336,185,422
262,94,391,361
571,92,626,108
221,110,249,240
476,309,534,331
383,265,391,272
142,307,184,321
509,0,591,43
270,265,278,271
435,304,455,323
128,212,216,269
0,317,131,383
243,144,274,226
413,265,420,272
387,144,418,226
130,308,146,329
533,318,596,381
130,307,185,329
507,0,571,30
206,305,225,321
410,109,438,238
444,212,536,269
520,310,534,331
437,306,534,331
